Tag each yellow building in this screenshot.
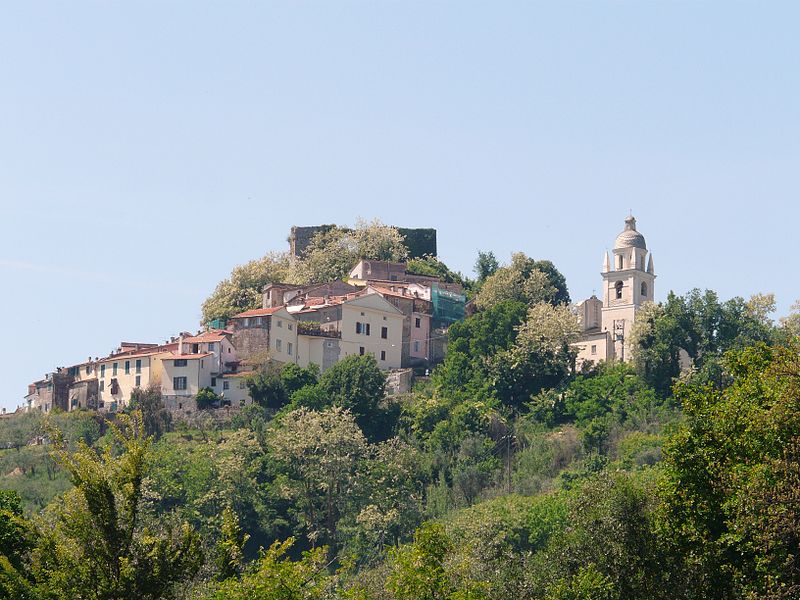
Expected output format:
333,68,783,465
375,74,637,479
159,351,214,411
291,292,405,371
96,347,170,411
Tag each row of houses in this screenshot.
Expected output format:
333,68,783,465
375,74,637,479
24,260,467,415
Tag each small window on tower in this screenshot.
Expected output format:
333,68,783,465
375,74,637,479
615,281,623,300
618,255,623,269
641,282,648,297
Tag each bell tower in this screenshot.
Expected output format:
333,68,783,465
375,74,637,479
601,215,655,361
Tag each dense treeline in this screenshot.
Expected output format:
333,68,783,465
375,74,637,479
2,250,800,598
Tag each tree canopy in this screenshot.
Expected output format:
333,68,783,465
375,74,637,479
474,252,570,310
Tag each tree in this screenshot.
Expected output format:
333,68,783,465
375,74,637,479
474,253,570,310
317,355,390,442
780,298,800,337
33,411,202,599
657,342,800,599
386,522,454,600
268,407,368,552
195,387,220,411
201,252,292,325
0,490,35,599
214,507,249,581
129,385,172,438
279,363,319,397
351,218,410,262
288,220,409,285
343,438,423,564
631,289,778,396
474,250,499,284
489,302,580,408
246,369,289,411
561,362,665,430
406,255,468,288
530,473,664,599
208,538,332,600
432,300,528,402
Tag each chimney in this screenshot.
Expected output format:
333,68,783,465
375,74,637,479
178,334,185,355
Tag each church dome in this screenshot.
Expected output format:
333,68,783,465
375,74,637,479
614,215,647,250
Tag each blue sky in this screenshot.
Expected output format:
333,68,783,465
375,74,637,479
1,2,798,410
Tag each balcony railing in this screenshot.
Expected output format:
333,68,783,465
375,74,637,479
297,322,341,338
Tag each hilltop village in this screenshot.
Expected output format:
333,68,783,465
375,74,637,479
22,218,654,416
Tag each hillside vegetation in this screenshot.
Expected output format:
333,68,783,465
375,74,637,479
2,256,800,598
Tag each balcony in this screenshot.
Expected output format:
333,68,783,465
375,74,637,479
297,321,341,338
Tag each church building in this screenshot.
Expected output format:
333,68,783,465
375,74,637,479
574,215,655,367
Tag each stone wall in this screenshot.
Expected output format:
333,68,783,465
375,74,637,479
69,379,99,411
231,323,271,360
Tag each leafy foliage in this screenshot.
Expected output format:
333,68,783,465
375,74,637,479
474,253,570,310
630,289,777,396
201,251,292,325
207,537,332,600
129,385,172,438
34,412,203,599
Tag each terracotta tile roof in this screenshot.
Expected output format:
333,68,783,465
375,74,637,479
231,306,286,318
98,343,179,363
221,371,255,378
368,285,414,299
162,352,213,360
182,330,230,343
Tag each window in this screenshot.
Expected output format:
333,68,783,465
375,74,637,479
618,255,623,269
135,375,141,387
380,350,386,361
591,345,597,355
178,403,182,410
208,342,215,351
359,346,365,356
254,317,262,326
381,326,388,339
615,281,623,300
288,323,293,331
641,282,648,297
173,377,187,391
135,359,141,374
277,319,282,328
365,323,371,336
99,381,105,392
174,359,188,367
239,381,246,389
276,339,282,351
211,377,217,387
413,340,420,353
112,362,118,376
85,365,91,375
356,322,362,334
415,317,421,328
244,318,250,327
223,381,230,390
326,341,334,348
287,342,293,356
100,364,106,378
228,347,232,353
125,361,130,375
